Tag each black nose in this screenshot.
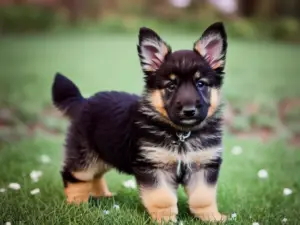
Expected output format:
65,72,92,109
182,106,196,117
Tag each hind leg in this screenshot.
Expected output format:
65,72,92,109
61,170,93,204
91,176,114,197
62,160,112,204
91,160,112,197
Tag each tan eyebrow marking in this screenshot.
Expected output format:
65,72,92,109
169,74,176,81
200,78,209,84
195,71,201,79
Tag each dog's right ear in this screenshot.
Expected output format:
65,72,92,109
137,27,171,75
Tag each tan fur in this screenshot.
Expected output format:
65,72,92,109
194,42,203,56
169,74,176,81
207,88,220,117
162,44,169,58
195,71,201,79
66,160,112,203
140,143,221,167
140,171,178,224
200,78,209,84
150,90,169,118
64,182,92,204
185,170,227,222
72,170,95,181
148,90,191,131
212,61,222,69
71,159,110,181
150,90,184,131
92,176,113,197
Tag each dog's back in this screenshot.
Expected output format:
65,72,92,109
52,73,140,177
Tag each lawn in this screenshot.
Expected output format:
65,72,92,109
0,32,300,225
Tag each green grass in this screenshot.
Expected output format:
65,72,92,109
1,134,299,224
0,32,300,224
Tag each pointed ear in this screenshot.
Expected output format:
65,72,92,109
137,27,171,75
194,22,227,71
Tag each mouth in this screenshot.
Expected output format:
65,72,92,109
180,118,197,125
166,109,204,127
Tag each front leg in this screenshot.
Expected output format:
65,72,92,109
137,170,178,224
184,160,227,222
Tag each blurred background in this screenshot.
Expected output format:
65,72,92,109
0,0,300,224
0,0,299,147
1,0,300,40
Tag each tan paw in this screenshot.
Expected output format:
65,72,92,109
198,212,227,223
66,195,89,205
101,191,116,197
92,191,116,198
150,208,177,224
64,182,92,205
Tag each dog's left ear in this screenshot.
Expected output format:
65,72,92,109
137,27,171,75
194,22,227,71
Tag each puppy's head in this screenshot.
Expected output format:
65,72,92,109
138,22,227,129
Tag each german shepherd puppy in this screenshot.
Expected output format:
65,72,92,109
52,22,228,223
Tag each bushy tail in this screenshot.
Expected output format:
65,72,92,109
51,73,85,119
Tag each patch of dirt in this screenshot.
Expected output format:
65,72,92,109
288,134,300,148
229,127,276,142
0,106,64,144
27,123,63,136
41,105,63,118
278,98,300,124
0,108,16,126
223,103,235,126
245,103,260,115
224,101,277,142
223,99,300,147
277,98,300,147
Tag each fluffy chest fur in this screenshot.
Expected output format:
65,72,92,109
135,116,223,171
139,138,222,167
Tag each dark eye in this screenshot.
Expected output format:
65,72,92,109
196,80,205,89
166,82,176,91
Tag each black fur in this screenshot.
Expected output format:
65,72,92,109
53,22,227,193
202,157,223,185
52,73,85,119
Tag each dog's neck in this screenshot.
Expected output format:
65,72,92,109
136,95,223,142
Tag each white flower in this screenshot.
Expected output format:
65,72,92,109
113,204,120,210
8,183,21,190
40,155,51,164
282,217,287,223
103,210,110,215
257,169,268,179
123,179,136,189
283,188,292,196
231,146,243,155
0,188,6,193
231,212,237,220
252,222,259,225
5,222,11,225
30,170,43,182
30,188,40,195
